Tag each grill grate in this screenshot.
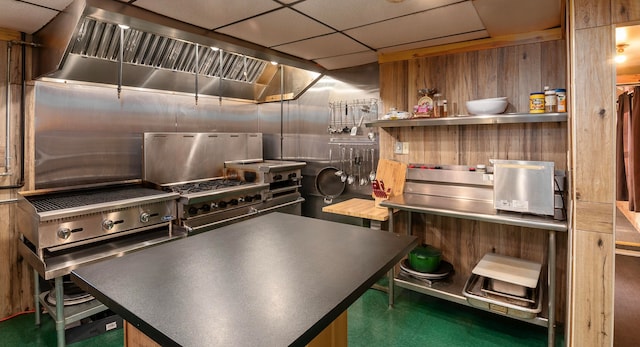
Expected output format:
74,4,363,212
27,187,167,213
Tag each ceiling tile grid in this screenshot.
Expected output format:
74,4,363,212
2,0,566,70
344,1,485,50
0,0,66,34
273,33,370,60
132,0,281,30
216,8,334,48
291,0,462,31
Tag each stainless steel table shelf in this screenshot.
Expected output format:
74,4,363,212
382,195,566,347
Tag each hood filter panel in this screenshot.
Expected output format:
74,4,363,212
69,17,268,84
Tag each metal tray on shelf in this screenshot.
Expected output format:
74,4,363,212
463,274,542,319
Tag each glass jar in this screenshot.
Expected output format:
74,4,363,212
544,89,557,113
433,93,444,118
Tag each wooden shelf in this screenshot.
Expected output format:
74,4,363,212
365,113,567,128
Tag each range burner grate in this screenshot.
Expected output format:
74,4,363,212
163,179,246,194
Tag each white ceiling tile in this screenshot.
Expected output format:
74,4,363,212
472,0,561,36
344,2,484,49
0,1,60,34
314,51,378,70
216,8,334,48
293,0,462,30
132,0,282,29
273,33,371,60
378,31,489,54
24,0,75,11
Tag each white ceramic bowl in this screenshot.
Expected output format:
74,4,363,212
465,97,508,115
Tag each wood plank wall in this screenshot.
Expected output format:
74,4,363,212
568,0,640,345
0,35,33,318
378,39,568,321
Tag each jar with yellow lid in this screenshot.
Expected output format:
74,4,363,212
529,92,545,113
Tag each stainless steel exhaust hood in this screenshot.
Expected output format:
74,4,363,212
33,0,324,102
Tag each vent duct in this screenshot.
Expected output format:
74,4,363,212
33,0,324,102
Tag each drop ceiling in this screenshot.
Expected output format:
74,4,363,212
3,0,563,70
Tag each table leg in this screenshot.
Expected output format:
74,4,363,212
33,269,40,326
388,208,395,307
548,231,556,347
54,276,65,347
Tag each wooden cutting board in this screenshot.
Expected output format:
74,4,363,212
322,198,390,221
372,159,407,207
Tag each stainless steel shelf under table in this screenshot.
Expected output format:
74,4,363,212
382,194,567,347
19,227,182,347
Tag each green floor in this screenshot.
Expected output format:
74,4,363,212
0,288,557,346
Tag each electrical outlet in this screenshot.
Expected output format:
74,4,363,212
402,142,409,154
394,141,403,154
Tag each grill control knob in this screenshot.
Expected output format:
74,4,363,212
273,174,283,181
140,212,151,223
230,199,239,206
244,195,254,202
57,228,71,240
253,194,262,201
210,202,218,209
288,173,297,179
102,219,115,230
188,206,198,215
200,204,211,212
218,201,227,208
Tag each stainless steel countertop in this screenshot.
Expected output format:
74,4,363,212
381,194,568,232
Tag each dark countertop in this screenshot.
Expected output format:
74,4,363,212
71,213,417,346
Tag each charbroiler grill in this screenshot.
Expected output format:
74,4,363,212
16,182,180,346
17,183,179,277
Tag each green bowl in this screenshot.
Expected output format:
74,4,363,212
409,245,442,273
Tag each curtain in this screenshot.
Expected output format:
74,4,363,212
617,87,640,211
617,91,630,202
631,86,640,211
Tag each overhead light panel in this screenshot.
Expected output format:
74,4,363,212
616,44,629,64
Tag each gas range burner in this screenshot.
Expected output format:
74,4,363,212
163,179,246,194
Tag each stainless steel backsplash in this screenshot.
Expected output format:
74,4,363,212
33,63,379,190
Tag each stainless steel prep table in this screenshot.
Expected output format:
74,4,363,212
381,194,568,347
70,212,418,346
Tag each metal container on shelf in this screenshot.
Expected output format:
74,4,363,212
491,159,555,216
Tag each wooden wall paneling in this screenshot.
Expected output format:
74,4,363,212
517,43,543,110
458,124,499,166
539,122,569,171
418,127,459,165
570,230,614,346
0,41,5,169
475,49,499,100
445,51,477,117
0,38,32,317
574,26,615,204
379,61,408,114
574,0,612,30
497,46,522,113
541,40,568,91
612,0,640,24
